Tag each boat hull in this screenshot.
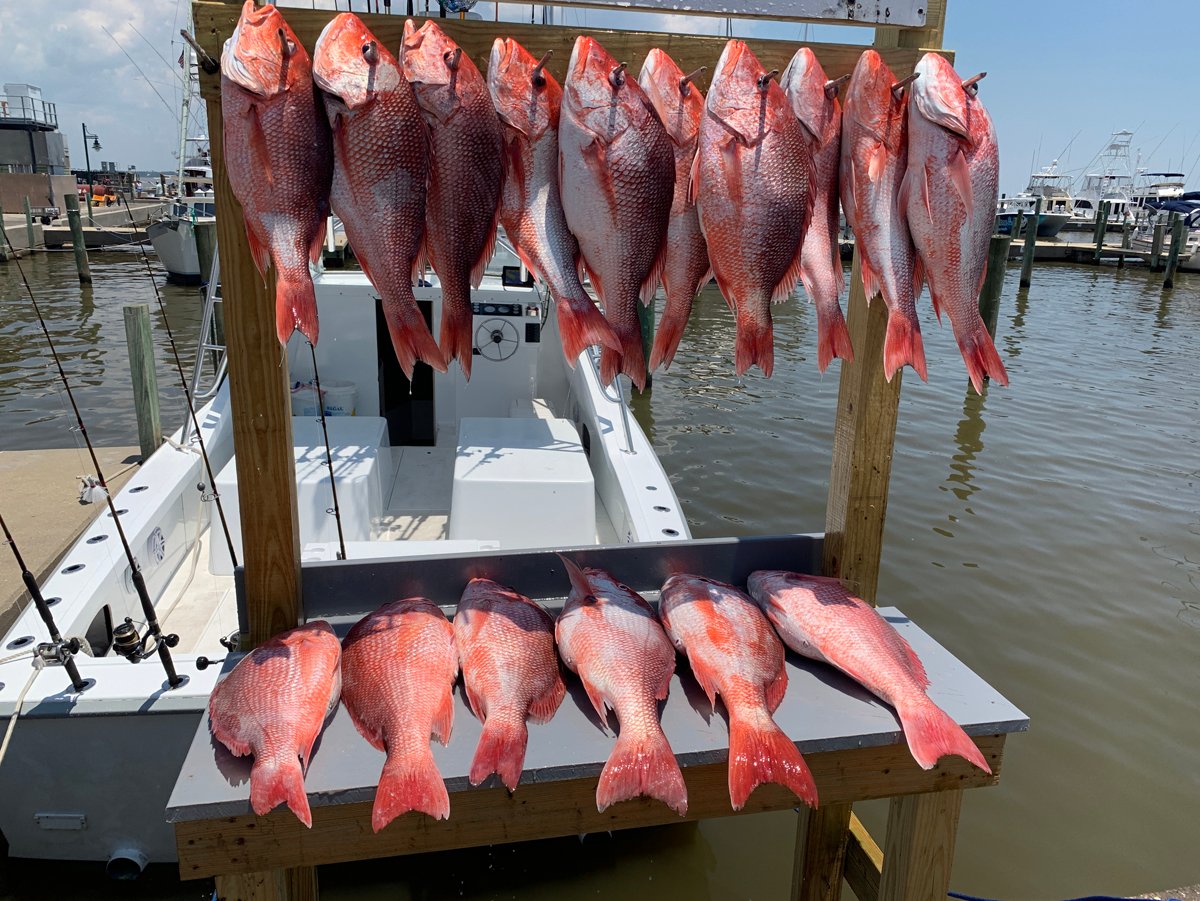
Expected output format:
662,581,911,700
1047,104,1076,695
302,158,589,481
147,218,205,284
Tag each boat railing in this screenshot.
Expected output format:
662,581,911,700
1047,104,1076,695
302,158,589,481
584,345,636,455
182,248,227,442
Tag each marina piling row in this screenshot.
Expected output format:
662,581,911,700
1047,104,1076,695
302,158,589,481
979,233,1012,337
1149,219,1166,271
1092,201,1110,263
63,194,92,284
1163,213,1185,291
1018,197,1039,289
123,304,162,460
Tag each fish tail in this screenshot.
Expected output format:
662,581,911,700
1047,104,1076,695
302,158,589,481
276,269,319,346
648,298,692,373
599,323,648,392
373,748,450,832
727,710,819,811
249,752,312,827
897,698,992,774
733,304,774,378
556,295,621,365
816,303,854,373
440,298,474,382
597,725,687,815
957,323,1009,394
381,296,448,379
469,714,530,792
882,310,927,383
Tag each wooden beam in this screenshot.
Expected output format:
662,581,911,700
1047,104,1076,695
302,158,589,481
879,790,963,901
845,812,884,901
874,0,948,52
191,2,923,100
176,734,1006,879
792,803,852,901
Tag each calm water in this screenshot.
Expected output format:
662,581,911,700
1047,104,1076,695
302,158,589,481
1,253,1198,899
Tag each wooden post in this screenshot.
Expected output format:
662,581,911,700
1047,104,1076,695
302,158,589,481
63,194,92,284
1163,213,1185,291
195,219,217,285
1011,209,1023,245
1092,201,1109,262
638,297,655,388
1150,219,1166,271
22,196,36,249
123,304,162,460
1018,197,1039,289
978,233,1011,337
879,790,963,901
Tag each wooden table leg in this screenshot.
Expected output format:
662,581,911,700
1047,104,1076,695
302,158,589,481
792,802,853,901
878,790,963,901
215,865,317,901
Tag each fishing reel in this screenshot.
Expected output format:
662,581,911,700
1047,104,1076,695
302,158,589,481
112,617,180,664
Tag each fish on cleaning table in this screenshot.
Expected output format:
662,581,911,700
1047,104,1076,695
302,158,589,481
559,36,675,391
312,13,445,378
454,578,566,790
840,49,926,382
638,48,711,373
554,557,688,814
781,48,853,373
220,0,332,347
487,38,620,364
402,20,504,380
208,620,342,827
658,574,818,810
903,52,1008,393
747,571,991,773
694,39,813,378
341,598,458,831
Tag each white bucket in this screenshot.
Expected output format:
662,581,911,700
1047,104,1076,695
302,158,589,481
290,382,322,416
320,380,357,416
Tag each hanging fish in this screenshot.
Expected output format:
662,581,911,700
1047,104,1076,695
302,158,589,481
313,13,445,378
220,1,332,346
402,20,504,380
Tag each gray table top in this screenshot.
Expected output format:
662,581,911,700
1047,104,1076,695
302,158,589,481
167,604,1027,824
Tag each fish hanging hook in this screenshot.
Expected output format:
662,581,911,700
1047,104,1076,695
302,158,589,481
961,71,986,95
609,62,627,89
443,47,462,70
180,30,218,74
891,71,919,97
278,28,297,58
757,69,779,91
362,40,378,64
532,50,553,87
824,73,851,99
679,66,707,95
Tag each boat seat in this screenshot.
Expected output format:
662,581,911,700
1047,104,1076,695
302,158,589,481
450,417,595,550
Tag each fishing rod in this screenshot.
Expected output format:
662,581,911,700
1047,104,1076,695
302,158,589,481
0,512,88,693
115,192,239,571
308,344,347,561
0,230,186,689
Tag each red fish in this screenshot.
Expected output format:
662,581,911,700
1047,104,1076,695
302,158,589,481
840,50,926,381
694,39,812,378
555,557,687,814
312,14,445,378
341,598,458,831
903,53,1008,393
748,571,991,773
208,620,342,827
638,49,712,372
781,48,854,372
454,578,566,790
402,20,503,380
658,575,818,810
559,36,675,391
220,1,332,346
487,38,620,364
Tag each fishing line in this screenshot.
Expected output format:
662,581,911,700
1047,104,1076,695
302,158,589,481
308,343,347,561
116,192,239,570
1,228,186,689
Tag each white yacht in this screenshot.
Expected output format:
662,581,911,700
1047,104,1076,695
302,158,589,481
144,155,216,284
1072,130,1136,223
1129,198,1200,272
0,252,689,871
996,161,1074,238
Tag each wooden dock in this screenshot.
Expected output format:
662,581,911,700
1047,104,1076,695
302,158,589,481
1006,238,1193,268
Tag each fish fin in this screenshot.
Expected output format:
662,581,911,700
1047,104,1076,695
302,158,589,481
528,671,568,724
771,240,806,304
911,255,926,304
859,255,882,303
899,161,930,228
556,295,621,365
928,287,944,322
734,305,775,378
380,294,448,379
896,698,991,774
648,298,691,373
373,747,450,830
948,148,973,218
581,259,604,306
640,241,667,307
727,711,818,811
685,656,720,709
817,304,854,373
686,143,701,207
462,677,487,721
764,664,788,714
956,320,1008,394
247,103,273,191
471,204,502,290
276,269,319,346
309,208,328,267
883,309,927,383
578,673,612,727
243,223,271,277
597,725,687,815
866,140,887,183
600,323,648,392
840,164,858,233
432,685,455,746
469,714,529,791
440,298,474,381
249,752,312,827
558,553,594,599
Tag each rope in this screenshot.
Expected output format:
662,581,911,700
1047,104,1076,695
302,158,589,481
0,657,45,770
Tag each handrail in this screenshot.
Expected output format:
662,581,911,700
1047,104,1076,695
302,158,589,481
585,346,636,455
182,247,227,441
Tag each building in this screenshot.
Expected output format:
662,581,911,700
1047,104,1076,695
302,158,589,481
0,83,76,214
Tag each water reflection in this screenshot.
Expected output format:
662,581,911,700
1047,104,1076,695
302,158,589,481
945,380,988,504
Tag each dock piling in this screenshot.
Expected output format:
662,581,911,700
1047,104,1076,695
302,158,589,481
1092,202,1110,263
1150,219,1166,271
194,220,217,287
1118,221,1131,269
979,233,1012,337
1018,198,1039,289
22,196,36,250
638,296,655,388
123,304,162,460
1162,213,1185,291
63,194,93,284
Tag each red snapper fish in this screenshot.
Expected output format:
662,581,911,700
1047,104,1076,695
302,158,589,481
903,53,1008,393
487,38,620,364
220,0,332,346
454,578,566,790
559,36,675,391
694,39,812,378
781,48,854,373
638,49,712,373
312,14,445,378
555,557,687,814
402,20,504,380
840,50,926,381
748,571,990,773
658,575,818,810
341,598,458,831
208,621,342,827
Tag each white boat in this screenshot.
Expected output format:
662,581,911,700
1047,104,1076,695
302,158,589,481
995,160,1074,237
145,172,216,285
1129,199,1200,271
0,253,690,871
1072,130,1137,223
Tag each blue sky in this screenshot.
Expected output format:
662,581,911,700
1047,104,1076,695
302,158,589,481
3,0,1196,195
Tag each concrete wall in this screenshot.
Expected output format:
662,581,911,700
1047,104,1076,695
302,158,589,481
0,172,76,211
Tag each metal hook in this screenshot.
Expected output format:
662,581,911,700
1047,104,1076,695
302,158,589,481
891,72,919,97
180,30,219,74
532,50,553,86
824,73,851,99
757,69,779,91
961,71,987,95
362,40,378,64
443,47,462,70
609,62,627,88
679,66,707,95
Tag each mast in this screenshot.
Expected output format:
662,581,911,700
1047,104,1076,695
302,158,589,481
176,18,193,196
